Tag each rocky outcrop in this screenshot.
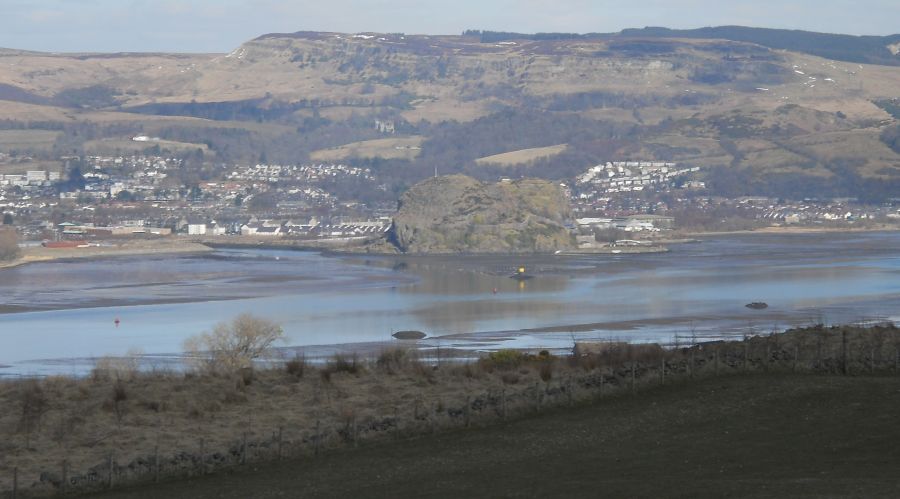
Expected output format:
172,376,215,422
386,175,575,254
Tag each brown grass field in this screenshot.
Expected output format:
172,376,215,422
81,139,211,156
310,137,424,162
0,130,61,152
475,144,569,166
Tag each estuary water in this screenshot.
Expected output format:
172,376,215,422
1,231,900,376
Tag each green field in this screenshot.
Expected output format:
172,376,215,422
89,374,900,498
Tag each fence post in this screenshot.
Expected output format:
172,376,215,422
744,342,749,371
661,358,665,385
464,396,471,427
278,427,284,460
870,348,875,373
764,342,771,372
107,454,113,489
690,349,695,379
630,362,636,394
816,338,822,368
566,378,574,406
430,404,437,434
793,346,799,373
842,330,849,375
714,348,719,376
533,383,540,412
199,438,206,475
61,460,68,493
599,370,604,398
314,420,321,456
895,348,899,374
12,466,17,499
501,389,507,420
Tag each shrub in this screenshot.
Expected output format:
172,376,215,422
184,314,284,372
376,348,421,374
572,342,665,369
448,362,480,379
538,361,554,382
18,380,47,447
91,348,143,381
333,353,360,373
238,366,255,386
111,381,128,425
480,349,527,372
285,354,307,378
321,353,362,381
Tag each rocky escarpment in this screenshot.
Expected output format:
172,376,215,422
386,175,575,254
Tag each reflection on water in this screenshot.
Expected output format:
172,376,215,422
1,231,900,376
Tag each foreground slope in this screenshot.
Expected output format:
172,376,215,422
90,374,900,499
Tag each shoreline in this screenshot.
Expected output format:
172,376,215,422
681,223,900,238
0,238,213,270
5,224,896,270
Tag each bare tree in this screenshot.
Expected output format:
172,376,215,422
184,314,284,372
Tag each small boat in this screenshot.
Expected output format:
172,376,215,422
509,266,534,281
745,302,769,310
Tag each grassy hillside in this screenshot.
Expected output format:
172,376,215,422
620,26,900,66
466,26,900,66
475,144,568,166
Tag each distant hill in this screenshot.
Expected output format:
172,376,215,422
464,26,900,67
618,26,900,67
0,27,898,202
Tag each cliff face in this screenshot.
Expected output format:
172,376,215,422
387,175,574,254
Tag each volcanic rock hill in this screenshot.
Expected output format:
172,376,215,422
386,175,574,254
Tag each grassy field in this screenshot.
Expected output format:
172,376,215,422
310,137,424,161
475,144,569,166
82,139,211,155
87,373,900,498
0,129,61,152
